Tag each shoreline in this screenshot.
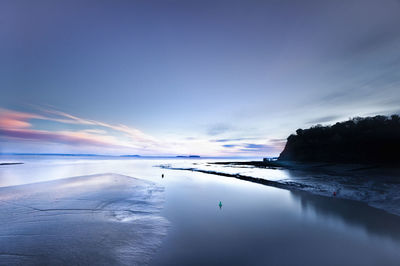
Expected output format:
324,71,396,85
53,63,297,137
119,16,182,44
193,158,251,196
212,160,400,172
160,161,400,217
0,173,168,265
160,166,312,191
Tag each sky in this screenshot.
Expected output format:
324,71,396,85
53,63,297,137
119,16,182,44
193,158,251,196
0,0,400,156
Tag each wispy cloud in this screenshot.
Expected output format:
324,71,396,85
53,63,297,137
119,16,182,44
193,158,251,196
0,107,285,156
0,108,158,153
222,144,237,148
307,115,342,125
211,137,259,143
217,139,286,156
0,109,44,129
206,123,232,136
243,144,267,149
0,128,119,148
39,108,157,144
237,143,281,154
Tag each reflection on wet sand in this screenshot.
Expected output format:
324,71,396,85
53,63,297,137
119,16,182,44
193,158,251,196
0,174,169,265
291,189,400,241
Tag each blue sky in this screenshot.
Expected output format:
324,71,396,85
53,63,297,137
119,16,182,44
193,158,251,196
1,0,400,156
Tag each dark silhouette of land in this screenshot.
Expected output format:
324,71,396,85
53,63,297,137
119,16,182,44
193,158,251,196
0,162,23,166
214,115,400,169
162,115,400,216
279,115,400,164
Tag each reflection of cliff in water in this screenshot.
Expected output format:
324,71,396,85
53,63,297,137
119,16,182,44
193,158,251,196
282,164,400,217
290,190,400,241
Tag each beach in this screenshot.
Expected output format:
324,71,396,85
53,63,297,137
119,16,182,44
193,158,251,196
162,160,400,216
0,172,168,265
1,156,400,265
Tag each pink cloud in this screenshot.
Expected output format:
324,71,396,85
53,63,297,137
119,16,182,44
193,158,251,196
0,109,43,130
0,128,119,147
0,119,31,129
40,108,157,144
0,108,158,151
0,107,280,156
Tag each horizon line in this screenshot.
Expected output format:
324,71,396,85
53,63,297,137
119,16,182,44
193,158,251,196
0,152,271,159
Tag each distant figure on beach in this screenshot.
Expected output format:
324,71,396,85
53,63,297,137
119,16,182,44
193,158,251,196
219,201,222,209
162,174,164,178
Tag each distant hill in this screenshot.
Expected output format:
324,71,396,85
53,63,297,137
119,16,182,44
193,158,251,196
279,115,400,164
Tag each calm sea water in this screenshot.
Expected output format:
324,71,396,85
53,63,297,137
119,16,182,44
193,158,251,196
1,156,400,265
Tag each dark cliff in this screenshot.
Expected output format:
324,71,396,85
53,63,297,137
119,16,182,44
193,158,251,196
278,115,400,164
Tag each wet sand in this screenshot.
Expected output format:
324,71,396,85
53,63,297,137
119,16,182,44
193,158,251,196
0,173,168,265
2,157,400,265
162,160,400,216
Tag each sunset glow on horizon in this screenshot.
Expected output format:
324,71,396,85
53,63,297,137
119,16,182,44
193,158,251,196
0,107,285,156
1,0,399,156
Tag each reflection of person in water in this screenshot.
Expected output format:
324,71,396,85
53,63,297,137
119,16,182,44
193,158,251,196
219,201,222,209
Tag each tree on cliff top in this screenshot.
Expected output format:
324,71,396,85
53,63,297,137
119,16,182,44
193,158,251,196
279,115,400,163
